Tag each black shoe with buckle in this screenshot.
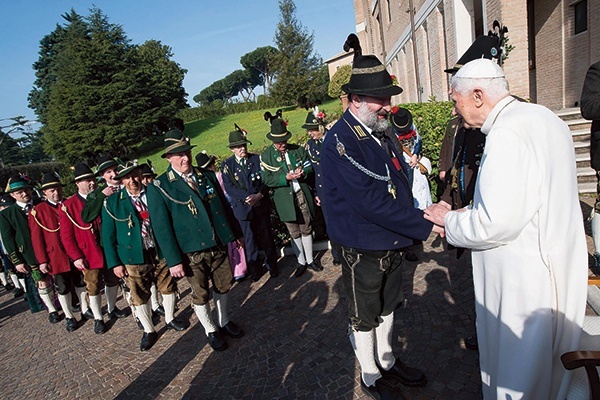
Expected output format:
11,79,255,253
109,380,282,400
294,263,307,277
464,334,479,350
361,377,406,400
108,306,128,319
308,259,323,271
207,331,228,351
152,305,165,317
48,311,61,324
379,359,427,387
65,318,78,332
166,317,189,331
71,303,81,313
13,288,24,298
140,332,158,351
219,321,244,338
94,319,106,334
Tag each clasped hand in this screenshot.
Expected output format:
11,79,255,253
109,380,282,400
424,201,452,237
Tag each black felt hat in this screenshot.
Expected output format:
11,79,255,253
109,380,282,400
301,112,320,130
140,163,157,178
4,173,32,194
390,107,413,134
95,155,118,176
162,129,195,158
445,35,502,74
39,172,64,190
228,124,252,147
73,163,95,182
341,34,402,98
267,118,292,143
195,151,216,169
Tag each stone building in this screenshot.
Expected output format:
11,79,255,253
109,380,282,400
328,0,599,111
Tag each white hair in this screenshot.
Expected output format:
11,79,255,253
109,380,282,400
450,58,509,102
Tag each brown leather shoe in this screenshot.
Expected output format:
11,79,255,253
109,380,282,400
379,359,427,387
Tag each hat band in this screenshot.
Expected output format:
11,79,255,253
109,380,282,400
351,64,386,75
164,139,190,154
6,182,28,191
40,182,62,190
74,173,95,181
269,132,289,138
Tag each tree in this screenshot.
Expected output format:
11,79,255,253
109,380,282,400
270,0,324,106
0,117,30,167
29,8,187,163
240,46,279,94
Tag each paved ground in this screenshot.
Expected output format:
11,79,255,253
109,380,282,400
0,198,597,399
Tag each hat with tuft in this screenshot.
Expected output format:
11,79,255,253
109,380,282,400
161,129,195,158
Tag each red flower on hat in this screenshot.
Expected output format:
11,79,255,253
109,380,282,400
317,111,326,120
283,120,288,126
391,106,399,114
390,75,398,85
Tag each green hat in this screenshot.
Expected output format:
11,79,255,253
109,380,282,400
73,163,96,182
4,173,33,194
39,172,64,190
115,160,142,179
96,155,119,176
267,118,292,143
341,34,402,98
228,125,252,148
301,111,321,130
161,129,195,158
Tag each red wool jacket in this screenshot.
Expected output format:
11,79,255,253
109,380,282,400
28,201,72,275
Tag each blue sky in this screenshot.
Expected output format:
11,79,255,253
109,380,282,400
0,0,356,126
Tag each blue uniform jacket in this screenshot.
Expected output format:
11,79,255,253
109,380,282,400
321,110,433,250
306,138,325,200
221,153,270,221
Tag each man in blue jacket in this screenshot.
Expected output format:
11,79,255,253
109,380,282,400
321,35,439,400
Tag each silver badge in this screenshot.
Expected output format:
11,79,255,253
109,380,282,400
336,142,346,156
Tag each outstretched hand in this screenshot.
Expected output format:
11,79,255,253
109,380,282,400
424,201,452,227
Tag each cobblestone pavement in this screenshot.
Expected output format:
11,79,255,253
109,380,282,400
0,199,595,399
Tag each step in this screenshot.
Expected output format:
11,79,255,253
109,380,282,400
571,128,590,142
555,107,583,121
567,118,592,131
574,140,590,155
578,166,596,184
577,153,591,168
579,181,596,194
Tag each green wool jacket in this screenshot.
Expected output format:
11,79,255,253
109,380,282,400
260,143,314,222
146,166,241,268
101,188,163,268
0,203,38,266
81,184,108,223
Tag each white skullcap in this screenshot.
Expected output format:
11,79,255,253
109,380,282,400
454,58,505,79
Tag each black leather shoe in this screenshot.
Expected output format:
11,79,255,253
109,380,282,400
65,318,78,332
332,258,342,266
135,317,144,330
108,306,128,319
13,288,24,298
268,264,279,278
48,311,61,324
94,319,106,334
464,334,479,350
379,359,427,387
361,377,406,400
220,321,244,338
4,282,14,291
308,259,323,271
166,318,189,331
294,263,307,277
207,331,228,351
251,265,264,282
404,249,418,262
140,332,158,351
71,304,81,313
82,309,95,320
152,305,166,317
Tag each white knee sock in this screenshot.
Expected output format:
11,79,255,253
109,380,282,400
150,284,160,310
0,271,7,286
89,295,103,320
375,313,396,370
291,236,306,265
75,286,89,313
10,273,20,288
193,304,217,335
135,304,155,333
301,235,314,264
19,278,27,293
349,328,382,387
58,293,74,319
105,285,119,313
38,287,57,313
213,292,229,328
162,293,176,325
593,212,600,254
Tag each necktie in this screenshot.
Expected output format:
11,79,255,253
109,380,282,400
372,131,391,157
183,174,198,193
24,204,32,215
133,197,153,249
240,158,247,171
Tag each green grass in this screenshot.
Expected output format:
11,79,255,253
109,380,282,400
143,99,343,173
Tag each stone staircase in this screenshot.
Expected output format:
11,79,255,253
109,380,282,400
556,107,594,194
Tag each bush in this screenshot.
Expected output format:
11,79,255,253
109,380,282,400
0,162,78,197
328,65,352,98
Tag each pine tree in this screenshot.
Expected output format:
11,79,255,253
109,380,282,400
270,0,324,106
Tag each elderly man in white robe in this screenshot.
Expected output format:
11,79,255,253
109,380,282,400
424,58,587,399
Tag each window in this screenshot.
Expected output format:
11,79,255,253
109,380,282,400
574,0,588,35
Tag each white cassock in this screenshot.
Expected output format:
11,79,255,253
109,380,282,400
445,96,588,399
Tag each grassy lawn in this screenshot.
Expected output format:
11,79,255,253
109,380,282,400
143,98,343,173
